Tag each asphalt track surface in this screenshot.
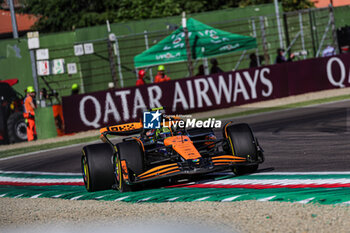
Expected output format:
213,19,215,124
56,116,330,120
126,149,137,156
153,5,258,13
1,100,350,173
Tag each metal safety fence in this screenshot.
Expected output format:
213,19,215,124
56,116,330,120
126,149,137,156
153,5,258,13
32,6,339,97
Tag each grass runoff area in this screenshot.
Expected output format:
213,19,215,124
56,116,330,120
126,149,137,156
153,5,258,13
1,94,350,159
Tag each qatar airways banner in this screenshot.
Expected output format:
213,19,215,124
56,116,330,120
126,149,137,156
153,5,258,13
62,53,350,133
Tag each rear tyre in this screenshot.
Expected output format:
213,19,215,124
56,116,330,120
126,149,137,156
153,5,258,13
115,140,144,192
81,143,115,192
7,112,27,143
225,123,259,175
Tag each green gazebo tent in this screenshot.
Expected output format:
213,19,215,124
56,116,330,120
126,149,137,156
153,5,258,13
134,18,257,68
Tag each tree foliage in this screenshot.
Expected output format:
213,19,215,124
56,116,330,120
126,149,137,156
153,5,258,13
20,0,314,32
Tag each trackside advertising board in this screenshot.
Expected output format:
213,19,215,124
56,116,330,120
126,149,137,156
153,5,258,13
62,53,350,133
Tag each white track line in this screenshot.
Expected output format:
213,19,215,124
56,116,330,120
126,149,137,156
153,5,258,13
70,195,83,200
221,195,241,202
295,198,315,204
0,177,82,183
138,197,153,202
13,194,23,198
115,196,129,201
251,172,350,175
0,170,81,176
30,193,42,198
52,194,64,198
258,196,276,202
205,178,350,186
167,197,180,202
194,196,211,201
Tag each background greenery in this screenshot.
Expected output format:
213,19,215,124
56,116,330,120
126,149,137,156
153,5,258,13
17,0,314,33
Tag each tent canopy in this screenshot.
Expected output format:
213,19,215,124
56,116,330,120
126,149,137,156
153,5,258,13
134,18,257,68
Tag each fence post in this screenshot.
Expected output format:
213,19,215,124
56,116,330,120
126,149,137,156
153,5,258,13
77,62,85,94
203,58,209,75
114,37,124,88
144,30,153,83
183,12,193,77
283,13,291,58
312,10,320,52
107,38,118,88
234,50,247,70
274,0,284,48
316,17,331,57
329,5,339,54
29,50,39,94
251,18,261,67
298,12,306,59
8,0,18,39
308,9,317,57
259,16,270,65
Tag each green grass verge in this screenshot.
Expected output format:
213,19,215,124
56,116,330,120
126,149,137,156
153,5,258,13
0,135,99,159
1,94,350,159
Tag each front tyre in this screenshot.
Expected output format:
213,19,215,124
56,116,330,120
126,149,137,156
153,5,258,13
115,140,144,192
81,143,115,192
225,123,259,175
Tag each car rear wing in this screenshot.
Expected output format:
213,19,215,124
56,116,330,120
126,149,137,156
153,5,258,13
100,122,143,136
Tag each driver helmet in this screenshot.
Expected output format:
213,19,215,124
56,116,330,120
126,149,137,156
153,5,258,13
156,127,171,139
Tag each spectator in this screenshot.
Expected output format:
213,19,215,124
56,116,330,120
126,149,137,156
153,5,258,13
275,48,294,64
154,65,171,83
210,58,223,74
71,83,79,95
196,64,205,76
23,86,37,141
249,53,264,68
136,69,146,86
39,88,48,107
322,45,336,57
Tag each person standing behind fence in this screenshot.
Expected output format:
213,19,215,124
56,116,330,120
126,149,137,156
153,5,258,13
275,48,294,64
210,58,223,74
23,86,37,141
322,45,336,57
71,83,80,95
196,64,205,76
154,65,171,83
249,53,264,68
136,69,146,86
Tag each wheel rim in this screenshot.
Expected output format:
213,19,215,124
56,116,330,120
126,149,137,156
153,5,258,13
82,155,90,190
15,121,27,140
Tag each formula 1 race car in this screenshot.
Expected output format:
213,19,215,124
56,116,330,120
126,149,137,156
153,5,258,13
81,108,264,192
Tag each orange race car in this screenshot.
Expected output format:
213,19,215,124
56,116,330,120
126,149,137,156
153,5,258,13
81,108,264,192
